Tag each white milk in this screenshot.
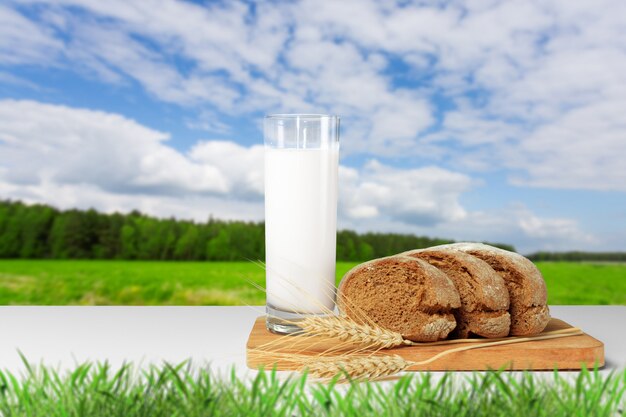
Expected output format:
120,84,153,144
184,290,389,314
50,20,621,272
265,147,339,314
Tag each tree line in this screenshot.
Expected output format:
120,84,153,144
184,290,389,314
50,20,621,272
527,251,626,262
0,200,516,261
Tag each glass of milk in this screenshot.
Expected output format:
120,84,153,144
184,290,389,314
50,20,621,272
264,114,340,334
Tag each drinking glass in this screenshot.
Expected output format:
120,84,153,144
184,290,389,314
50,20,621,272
264,114,340,334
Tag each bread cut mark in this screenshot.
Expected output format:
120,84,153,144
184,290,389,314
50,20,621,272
430,242,550,336
402,249,511,339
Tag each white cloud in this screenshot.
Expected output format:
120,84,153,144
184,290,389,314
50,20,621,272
340,161,471,226
7,0,436,156
507,98,626,191
0,5,62,65
65,23,242,108
0,71,43,90
446,205,598,253
279,37,434,155
189,140,264,199
0,99,267,221
0,100,230,196
343,203,597,254
281,0,626,191
0,99,595,252
185,111,232,134
0,99,455,224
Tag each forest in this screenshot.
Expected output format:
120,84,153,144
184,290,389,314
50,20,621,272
0,200,516,261
2,200,625,262
526,251,626,262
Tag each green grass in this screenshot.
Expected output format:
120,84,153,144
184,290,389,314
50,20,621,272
0,260,624,305
0,361,623,417
0,260,358,305
536,262,626,305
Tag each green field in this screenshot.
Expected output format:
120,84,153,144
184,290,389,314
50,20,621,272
0,260,624,305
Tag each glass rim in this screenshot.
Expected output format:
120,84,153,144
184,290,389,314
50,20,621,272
265,113,339,120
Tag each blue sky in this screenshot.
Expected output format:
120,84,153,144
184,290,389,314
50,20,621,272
1,0,625,253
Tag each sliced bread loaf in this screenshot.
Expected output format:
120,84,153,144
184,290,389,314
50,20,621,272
403,249,511,338
337,255,461,342
432,242,550,335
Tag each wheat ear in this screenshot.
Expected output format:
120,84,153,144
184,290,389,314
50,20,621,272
303,354,410,380
297,315,410,349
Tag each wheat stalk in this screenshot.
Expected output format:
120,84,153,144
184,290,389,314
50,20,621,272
297,315,410,349
295,327,584,380
408,328,583,367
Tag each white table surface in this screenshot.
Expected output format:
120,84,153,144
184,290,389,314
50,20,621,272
0,305,624,377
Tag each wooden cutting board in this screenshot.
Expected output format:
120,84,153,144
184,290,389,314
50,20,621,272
246,317,604,371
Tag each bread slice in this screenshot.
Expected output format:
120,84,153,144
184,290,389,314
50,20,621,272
403,249,511,338
337,255,461,342
432,242,550,335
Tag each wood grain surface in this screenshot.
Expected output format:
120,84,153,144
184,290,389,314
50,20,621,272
246,317,604,371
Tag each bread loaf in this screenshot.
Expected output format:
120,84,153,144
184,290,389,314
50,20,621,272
336,243,550,341
431,242,550,335
403,249,511,338
337,256,461,342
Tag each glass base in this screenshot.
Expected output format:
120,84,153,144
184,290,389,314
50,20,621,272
265,304,330,335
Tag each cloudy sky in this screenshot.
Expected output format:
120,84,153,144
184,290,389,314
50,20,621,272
1,0,625,253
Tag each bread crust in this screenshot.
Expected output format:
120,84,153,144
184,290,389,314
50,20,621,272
431,243,550,335
402,249,511,338
337,256,461,342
